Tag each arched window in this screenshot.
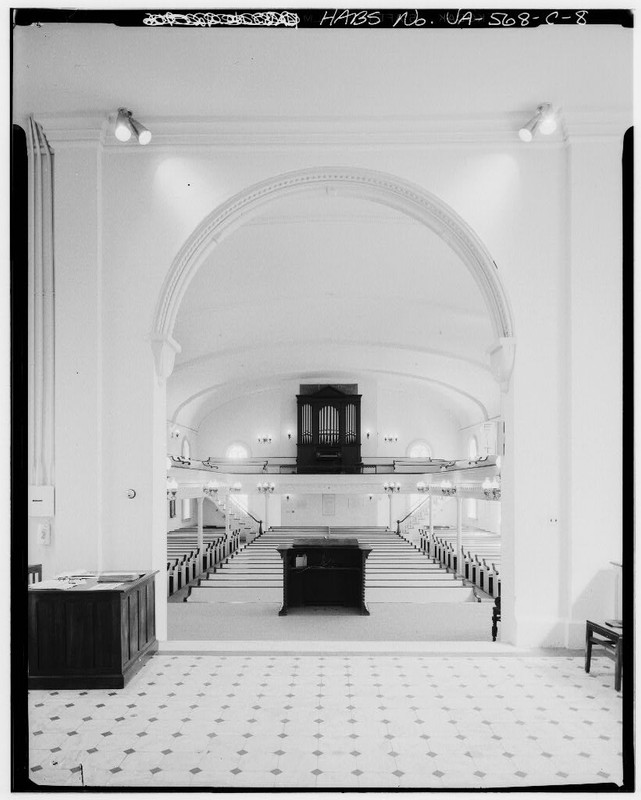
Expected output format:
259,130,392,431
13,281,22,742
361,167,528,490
226,442,249,459
407,440,432,459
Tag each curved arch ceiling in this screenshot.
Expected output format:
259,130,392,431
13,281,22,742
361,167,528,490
170,193,498,429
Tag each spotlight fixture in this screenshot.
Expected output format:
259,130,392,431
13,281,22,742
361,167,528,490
114,108,152,145
204,481,219,496
384,435,398,443
166,477,178,499
257,482,275,494
518,103,557,142
416,481,430,493
383,482,401,494
257,435,272,444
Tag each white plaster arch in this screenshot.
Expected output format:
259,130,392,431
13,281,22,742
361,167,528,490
151,166,515,378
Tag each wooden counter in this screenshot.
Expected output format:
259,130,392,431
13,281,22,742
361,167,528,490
28,571,157,689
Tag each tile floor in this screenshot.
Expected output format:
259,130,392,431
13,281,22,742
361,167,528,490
28,650,624,790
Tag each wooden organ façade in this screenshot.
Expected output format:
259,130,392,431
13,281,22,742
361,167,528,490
296,384,362,474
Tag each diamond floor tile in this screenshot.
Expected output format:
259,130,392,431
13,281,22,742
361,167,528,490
27,652,625,790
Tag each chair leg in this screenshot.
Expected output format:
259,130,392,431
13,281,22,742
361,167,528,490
615,640,622,692
585,629,592,674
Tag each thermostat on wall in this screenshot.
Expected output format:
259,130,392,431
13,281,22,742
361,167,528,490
28,485,55,517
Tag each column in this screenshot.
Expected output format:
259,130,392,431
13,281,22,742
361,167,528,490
456,496,463,577
197,496,204,551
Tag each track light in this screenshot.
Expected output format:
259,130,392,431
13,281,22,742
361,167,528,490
518,103,557,142
114,108,152,145
115,108,132,142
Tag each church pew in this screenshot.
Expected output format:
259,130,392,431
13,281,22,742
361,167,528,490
166,528,241,596
426,530,501,595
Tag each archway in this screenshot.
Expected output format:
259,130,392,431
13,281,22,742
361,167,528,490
151,167,514,377
153,166,515,642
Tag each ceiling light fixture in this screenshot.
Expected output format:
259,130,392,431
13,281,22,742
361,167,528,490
518,103,557,142
114,108,152,145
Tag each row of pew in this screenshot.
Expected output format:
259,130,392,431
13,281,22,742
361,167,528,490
418,526,501,597
167,526,242,597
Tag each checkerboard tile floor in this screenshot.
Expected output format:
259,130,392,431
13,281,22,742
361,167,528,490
28,653,623,789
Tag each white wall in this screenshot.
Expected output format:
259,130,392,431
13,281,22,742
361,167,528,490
280,493,382,528
196,376,462,461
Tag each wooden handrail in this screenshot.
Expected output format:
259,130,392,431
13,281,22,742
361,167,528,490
396,496,430,532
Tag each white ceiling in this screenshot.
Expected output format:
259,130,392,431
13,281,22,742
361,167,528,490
13,23,631,121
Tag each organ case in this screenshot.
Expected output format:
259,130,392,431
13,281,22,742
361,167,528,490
296,385,362,474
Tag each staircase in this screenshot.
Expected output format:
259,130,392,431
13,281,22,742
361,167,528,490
185,526,476,604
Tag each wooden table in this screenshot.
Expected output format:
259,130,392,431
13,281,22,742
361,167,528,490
28,571,157,689
585,619,622,691
277,538,371,616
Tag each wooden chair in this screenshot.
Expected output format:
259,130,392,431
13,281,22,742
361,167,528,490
585,620,622,691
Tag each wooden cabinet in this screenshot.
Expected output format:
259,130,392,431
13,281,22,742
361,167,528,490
277,538,371,615
28,572,157,689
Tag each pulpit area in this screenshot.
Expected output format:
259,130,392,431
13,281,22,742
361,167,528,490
277,537,371,615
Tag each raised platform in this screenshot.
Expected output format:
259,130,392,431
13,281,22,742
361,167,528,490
169,601,492,641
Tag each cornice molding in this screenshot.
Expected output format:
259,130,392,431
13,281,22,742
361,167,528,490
562,110,632,141
21,113,107,146
23,111,631,149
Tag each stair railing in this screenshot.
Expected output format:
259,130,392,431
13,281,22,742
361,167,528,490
396,496,431,545
227,494,263,539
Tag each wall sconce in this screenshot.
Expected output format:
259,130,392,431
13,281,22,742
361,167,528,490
366,431,371,440
416,481,429,493
383,482,401,494
482,478,501,500
230,482,242,493
287,431,293,440
384,435,398,443
518,103,557,142
257,482,275,494
368,494,373,501
440,480,457,497
285,494,291,501
257,435,272,444
204,481,219,497
169,426,180,439
114,108,152,145
166,477,178,499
